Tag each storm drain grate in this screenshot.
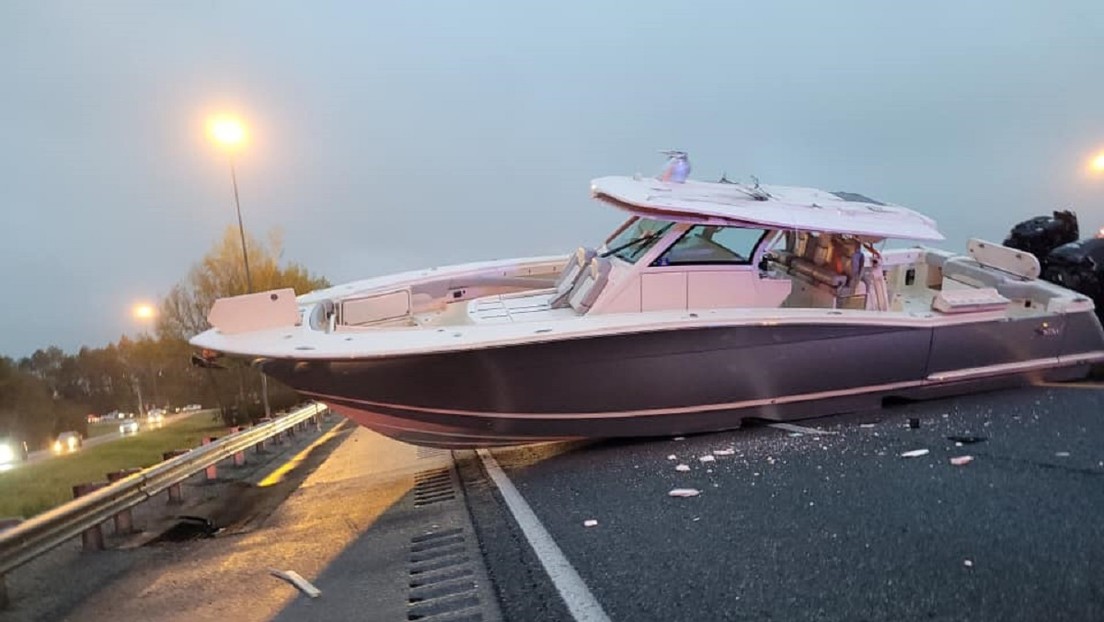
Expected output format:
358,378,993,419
418,446,449,459
406,527,485,621
413,468,456,507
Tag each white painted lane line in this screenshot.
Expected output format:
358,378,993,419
768,422,839,436
476,449,611,622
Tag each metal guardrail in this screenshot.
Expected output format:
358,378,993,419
0,402,329,576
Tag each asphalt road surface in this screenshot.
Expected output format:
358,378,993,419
465,383,1104,621
9,385,1102,621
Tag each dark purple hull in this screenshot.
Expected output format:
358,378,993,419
260,312,1104,448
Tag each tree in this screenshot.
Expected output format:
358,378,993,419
158,227,329,341
157,226,329,424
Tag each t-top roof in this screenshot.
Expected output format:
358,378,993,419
590,175,944,241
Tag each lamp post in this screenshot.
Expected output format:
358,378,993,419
130,303,157,416
208,116,253,294
207,115,269,418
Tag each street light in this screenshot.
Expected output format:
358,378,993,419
207,115,253,294
1092,151,1104,174
132,303,156,322
206,115,270,418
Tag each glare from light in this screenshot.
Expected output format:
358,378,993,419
1091,152,1104,173
208,116,247,149
133,303,156,321
0,444,14,464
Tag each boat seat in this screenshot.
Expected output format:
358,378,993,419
941,257,1009,289
550,247,596,308
932,288,1010,314
569,256,612,313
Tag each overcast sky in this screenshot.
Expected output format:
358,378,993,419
2,1,1103,358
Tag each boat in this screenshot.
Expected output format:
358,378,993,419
190,153,1104,448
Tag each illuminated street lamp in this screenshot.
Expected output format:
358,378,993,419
1092,151,1104,174
206,115,270,418
132,303,156,322
207,115,253,294
129,302,158,416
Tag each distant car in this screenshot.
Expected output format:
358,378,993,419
147,410,165,423
0,438,28,465
119,420,140,436
53,431,82,454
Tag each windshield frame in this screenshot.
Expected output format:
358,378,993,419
601,218,675,264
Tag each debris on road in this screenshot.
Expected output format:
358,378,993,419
699,455,716,463
964,559,974,568
769,422,838,436
269,569,322,599
675,464,691,472
949,456,974,466
667,454,677,460
673,436,685,441
668,488,701,498
1055,451,1071,458
713,448,735,456
859,423,877,428
946,435,987,444
583,519,598,527
900,449,930,458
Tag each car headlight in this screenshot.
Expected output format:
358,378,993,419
53,441,62,452
67,437,77,448
0,444,14,463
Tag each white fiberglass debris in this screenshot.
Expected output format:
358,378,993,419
269,569,322,599
788,432,804,438
1055,451,1071,457
900,449,930,458
859,423,876,428
673,436,685,441
964,559,974,567
699,455,716,463
668,488,700,497
667,454,677,460
583,519,598,527
713,448,735,456
675,464,691,472
949,455,973,466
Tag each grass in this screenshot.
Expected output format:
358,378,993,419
0,411,227,519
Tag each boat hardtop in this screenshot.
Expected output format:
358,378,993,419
591,175,944,241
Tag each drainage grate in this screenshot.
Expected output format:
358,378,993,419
406,527,485,621
413,468,456,507
418,446,449,459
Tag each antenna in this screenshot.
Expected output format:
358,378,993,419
658,150,691,183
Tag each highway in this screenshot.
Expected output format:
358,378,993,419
4,385,1103,621
18,411,201,467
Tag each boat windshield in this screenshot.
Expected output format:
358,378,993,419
602,219,674,263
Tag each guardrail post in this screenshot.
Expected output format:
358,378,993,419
72,483,106,551
162,450,190,503
0,518,17,608
255,417,273,452
230,427,246,466
202,437,219,481
106,469,141,534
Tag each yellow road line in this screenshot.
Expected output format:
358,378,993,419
258,420,348,487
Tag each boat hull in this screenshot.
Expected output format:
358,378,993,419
260,311,1104,448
